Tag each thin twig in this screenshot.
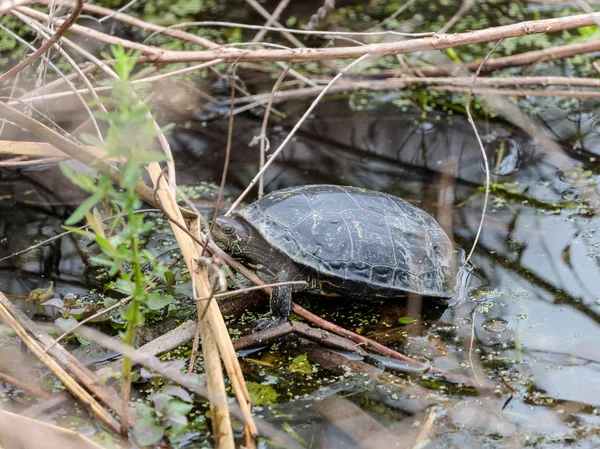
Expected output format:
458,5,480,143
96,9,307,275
433,85,600,99
12,60,223,107
98,0,138,23
438,0,474,33
306,0,335,31
195,281,306,302
0,156,65,167
111,18,435,40
34,0,217,48
245,0,312,49
252,0,291,43
256,65,290,198
45,296,131,352
226,54,370,215
382,39,600,76
463,39,503,267
22,75,600,110
410,406,439,449
205,65,237,251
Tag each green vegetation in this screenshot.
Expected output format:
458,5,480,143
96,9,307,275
133,385,195,445
60,46,183,445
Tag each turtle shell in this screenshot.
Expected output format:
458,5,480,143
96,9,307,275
236,185,456,297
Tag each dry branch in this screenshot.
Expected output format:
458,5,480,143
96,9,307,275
15,6,165,56
11,9,600,63
229,76,600,108
245,0,303,49
102,12,600,62
251,0,291,42
384,39,600,76
8,75,600,115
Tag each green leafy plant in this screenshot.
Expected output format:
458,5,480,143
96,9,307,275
60,45,174,431
133,384,194,446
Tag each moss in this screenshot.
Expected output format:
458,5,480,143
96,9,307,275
0,14,33,53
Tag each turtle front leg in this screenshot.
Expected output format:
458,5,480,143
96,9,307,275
254,284,292,332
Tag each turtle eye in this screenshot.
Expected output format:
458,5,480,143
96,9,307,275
222,225,235,236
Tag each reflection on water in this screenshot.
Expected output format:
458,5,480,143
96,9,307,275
3,102,600,447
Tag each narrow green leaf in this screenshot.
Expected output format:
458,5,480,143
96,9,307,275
65,193,102,225
398,316,418,325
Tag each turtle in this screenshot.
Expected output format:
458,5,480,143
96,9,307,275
213,184,468,330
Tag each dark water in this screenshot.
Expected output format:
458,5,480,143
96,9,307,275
2,97,600,447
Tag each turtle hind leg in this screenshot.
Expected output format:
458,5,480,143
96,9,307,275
254,284,292,332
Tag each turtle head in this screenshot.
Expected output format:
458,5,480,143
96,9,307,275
213,216,251,256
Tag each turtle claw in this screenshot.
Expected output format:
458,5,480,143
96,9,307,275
253,314,288,332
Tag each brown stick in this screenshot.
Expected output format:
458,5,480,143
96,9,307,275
230,76,600,107
233,321,370,354
388,39,600,76
13,8,600,63
432,85,600,98
291,302,492,387
0,372,53,399
15,6,164,56
12,74,600,112
105,13,600,63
